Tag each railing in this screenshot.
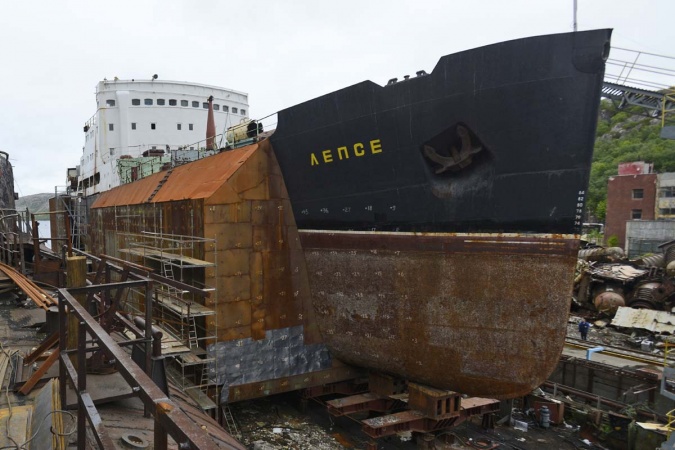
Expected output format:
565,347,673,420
0,207,35,271
57,271,240,449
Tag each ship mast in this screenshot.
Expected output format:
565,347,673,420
573,0,578,31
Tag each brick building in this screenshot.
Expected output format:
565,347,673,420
605,162,657,249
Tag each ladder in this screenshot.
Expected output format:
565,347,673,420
161,258,182,299
199,358,211,389
187,316,199,349
147,169,173,202
222,405,241,441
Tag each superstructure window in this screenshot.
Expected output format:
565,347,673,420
110,148,115,156
192,101,199,108
203,102,209,109
232,107,238,114
181,100,188,107
132,99,140,106
169,99,177,106
632,209,642,219
144,98,153,105
157,99,165,106
222,106,229,112
632,189,644,199
151,123,156,130
214,104,220,111
240,109,246,115
189,124,193,131
131,122,136,130
108,124,114,131
177,123,182,130
106,99,115,107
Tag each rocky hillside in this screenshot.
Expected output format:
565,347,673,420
586,99,675,222
15,192,52,215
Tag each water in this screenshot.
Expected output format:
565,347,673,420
37,219,51,250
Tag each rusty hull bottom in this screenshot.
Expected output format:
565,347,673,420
300,230,579,399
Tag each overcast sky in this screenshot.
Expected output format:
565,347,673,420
2,0,674,196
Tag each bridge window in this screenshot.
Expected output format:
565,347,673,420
132,99,140,106
203,102,209,109
144,98,153,105
222,106,229,112
214,104,220,111
157,99,166,105
106,99,115,107
169,99,177,106
232,107,238,114
181,100,188,107
240,109,246,115
192,101,199,108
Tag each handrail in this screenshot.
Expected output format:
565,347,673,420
57,285,243,449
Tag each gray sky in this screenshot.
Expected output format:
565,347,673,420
2,0,674,196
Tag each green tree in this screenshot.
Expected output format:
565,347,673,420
587,100,675,221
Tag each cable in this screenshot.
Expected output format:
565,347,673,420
614,47,675,61
0,342,19,450
0,342,76,450
18,409,76,450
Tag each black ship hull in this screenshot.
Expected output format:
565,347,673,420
270,30,610,235
266,30,611,397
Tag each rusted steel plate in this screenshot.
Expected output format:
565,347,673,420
92,145,259,209
157,146,257,203
326,393,399,416
300,230,580,257
299,230,579,399
91,171,163,208
228,365,362,402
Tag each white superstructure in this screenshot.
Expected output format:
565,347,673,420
75,78,249,196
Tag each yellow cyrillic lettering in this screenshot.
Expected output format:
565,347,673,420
337,146,349,160
310,153,319,166
322,149,333,163
354,142,365,157
370,139,382,154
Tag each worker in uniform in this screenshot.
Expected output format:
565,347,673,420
578,318,590,340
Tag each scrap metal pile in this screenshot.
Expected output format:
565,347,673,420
573,240,675,315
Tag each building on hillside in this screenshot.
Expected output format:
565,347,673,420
606,162,657,249
657,172,675,219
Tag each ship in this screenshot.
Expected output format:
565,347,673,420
60,29,610,402
72,78,250,197
268,29,612,397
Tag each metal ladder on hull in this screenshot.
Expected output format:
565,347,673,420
222,405,241,441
